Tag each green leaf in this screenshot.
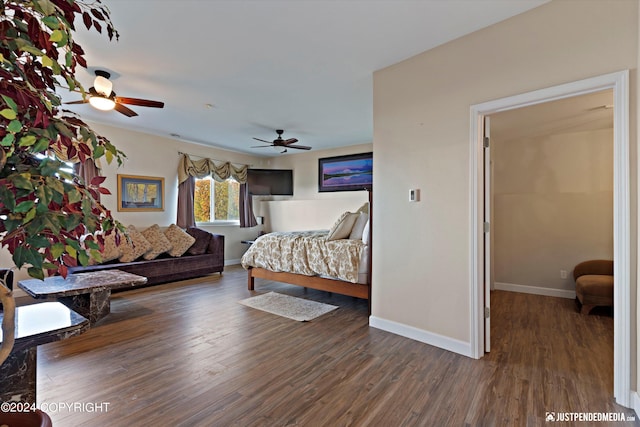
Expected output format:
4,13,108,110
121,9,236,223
27,235,50,248
13,174,33,191
32,138,50,153
0,109,17,120
42,55,53,68
65,245,77,259
7,120,22,133
105,149,113,164
35,0,57,15
1,95,18,112
1,134,15,146
67,188,82,204
18,135,37,147
77,250,89,266
51,243,65,259
49,30,63,42
13,247,42,270
42,16,60,30
15,200,35,213
23,207,37,223
27,267,44,281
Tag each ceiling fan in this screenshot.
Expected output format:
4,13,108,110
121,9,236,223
252,129,311,153
65,70,164,117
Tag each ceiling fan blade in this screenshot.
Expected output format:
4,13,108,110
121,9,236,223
64,99,89,105
288,145,312,150
250,145,276,148
283,138,299,145
114,103,138,117
253,138,273,144
115,97,164,108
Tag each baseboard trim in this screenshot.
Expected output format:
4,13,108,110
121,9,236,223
225,259,241,266
369,316,472,358
494,282,575,299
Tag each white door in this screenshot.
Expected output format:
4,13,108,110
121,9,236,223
483,116,491,352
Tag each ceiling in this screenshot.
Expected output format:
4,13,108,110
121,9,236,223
62,0,549,156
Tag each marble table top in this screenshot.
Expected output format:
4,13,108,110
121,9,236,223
0,302,89,349
18,270,148,298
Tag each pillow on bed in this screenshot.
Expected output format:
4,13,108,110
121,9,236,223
327,211,359,241
349,212,369,240
362,220,370,245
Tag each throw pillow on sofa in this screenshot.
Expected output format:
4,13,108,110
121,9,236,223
186,227,212,255
89,232,123,265
164,224,196,257
142,224,173,260
119,225,152,263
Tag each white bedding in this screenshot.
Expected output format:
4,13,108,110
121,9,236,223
241,230,368,284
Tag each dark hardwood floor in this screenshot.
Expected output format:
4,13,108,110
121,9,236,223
35,266,637,426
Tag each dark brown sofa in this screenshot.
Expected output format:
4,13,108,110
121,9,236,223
573,259,613,314
69,228,224,288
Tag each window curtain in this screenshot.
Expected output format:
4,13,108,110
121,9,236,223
73,158,102,203
177,154,256,228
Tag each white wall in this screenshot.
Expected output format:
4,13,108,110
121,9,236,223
492,127,614,295
372,0,637,353
256,143,372,231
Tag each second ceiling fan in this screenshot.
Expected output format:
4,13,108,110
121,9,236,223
252,129,311,152
65,70,164,117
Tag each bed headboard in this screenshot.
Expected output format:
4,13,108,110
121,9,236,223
258,195,369,232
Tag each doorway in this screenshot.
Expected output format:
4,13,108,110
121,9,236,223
469,71,630,406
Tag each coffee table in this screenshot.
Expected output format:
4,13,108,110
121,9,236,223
18,270,147,324
0,302,89,405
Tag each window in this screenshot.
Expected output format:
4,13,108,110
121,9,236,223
194,177,240,224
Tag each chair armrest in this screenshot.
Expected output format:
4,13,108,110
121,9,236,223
573,260,613,280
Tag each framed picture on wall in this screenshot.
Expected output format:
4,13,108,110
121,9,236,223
318,152,373,192
117,174,165,212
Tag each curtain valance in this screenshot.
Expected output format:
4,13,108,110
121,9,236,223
177,154,248,184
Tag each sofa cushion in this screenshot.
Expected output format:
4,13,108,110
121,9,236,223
164,224,196,257
142,224,173,260
90,232,123,265
119,225,152,263
186,227,212,255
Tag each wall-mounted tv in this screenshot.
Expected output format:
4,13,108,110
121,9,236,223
247,169,294,196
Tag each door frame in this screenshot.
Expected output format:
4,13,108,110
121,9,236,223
468,70,630,406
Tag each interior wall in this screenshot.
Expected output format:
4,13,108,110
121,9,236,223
492,127,614,295
257,143,372,232
0,123,271,292
372,0,637,353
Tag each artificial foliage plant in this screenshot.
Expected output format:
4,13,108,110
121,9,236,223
0,0,126,281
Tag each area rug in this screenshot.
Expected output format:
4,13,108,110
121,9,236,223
239,292,338,321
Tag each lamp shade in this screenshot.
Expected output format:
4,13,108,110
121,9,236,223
89,96,116,111
93,75,112,97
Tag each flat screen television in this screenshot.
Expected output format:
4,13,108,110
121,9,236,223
247,169,294,195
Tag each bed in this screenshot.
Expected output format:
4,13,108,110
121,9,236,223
241,198,372,306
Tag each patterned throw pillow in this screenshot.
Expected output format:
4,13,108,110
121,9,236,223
326,211,359,241
164,224,196,257
89,232,123,265
141,224,173,260
119,225,152,263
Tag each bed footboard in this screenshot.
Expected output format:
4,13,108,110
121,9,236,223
247,267,369,300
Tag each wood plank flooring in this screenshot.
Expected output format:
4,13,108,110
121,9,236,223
33,266,637,426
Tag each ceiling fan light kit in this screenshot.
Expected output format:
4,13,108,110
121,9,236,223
65,69,164,117
88,95,116,111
